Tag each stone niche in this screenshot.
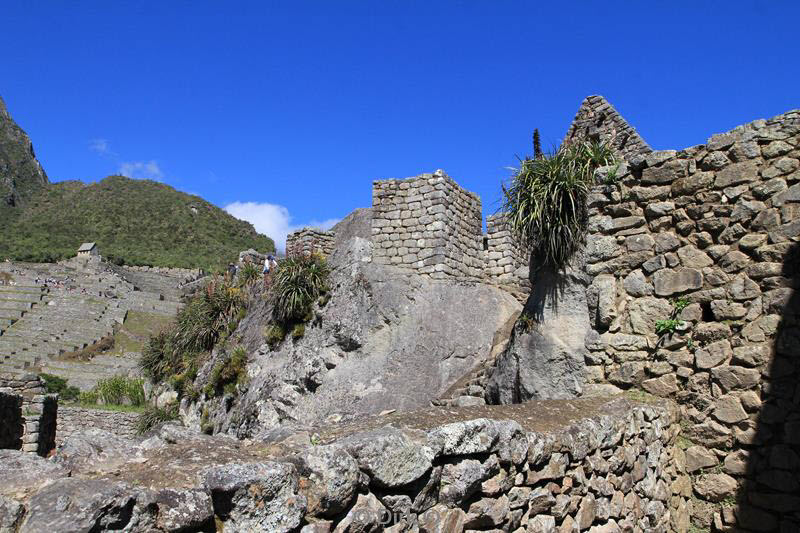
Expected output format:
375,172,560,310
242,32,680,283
0,373,57,456
371,169,483,280
0,390,23,449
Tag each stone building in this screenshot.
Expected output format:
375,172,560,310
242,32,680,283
76,242,98,257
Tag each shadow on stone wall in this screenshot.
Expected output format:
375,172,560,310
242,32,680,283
736,241,800,531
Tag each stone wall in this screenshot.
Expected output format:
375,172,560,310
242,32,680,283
122,265,204,279
286,397,686,532
371,170,483,280
564,95,652,161
0,374,56,455
581,108,800,530
286,228,336,259
485,213,530,294
0,390,22,449
5,396,686,532
56,406,139,445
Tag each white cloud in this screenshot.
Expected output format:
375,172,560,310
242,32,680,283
88,138,114,156
118,160,164,181
224,201,339,252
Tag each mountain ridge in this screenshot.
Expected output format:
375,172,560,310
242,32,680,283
0,97,274,270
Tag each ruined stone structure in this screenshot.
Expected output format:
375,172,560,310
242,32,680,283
1,396,687,532
76,242,99,257
287,170,531,293
56,406,139,445
577,107,800,531
286,227,336,258
0,373,56,455
565,95,652,161
485,213,531,292
371,170,484,279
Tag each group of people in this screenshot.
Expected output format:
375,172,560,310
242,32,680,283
226,254,278,287
263,254,278,286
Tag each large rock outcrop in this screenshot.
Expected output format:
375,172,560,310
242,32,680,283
0,95,48,209
189,227,521,438
487,259,591,403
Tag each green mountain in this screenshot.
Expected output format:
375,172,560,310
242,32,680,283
0,97,274,271
0,95,49,209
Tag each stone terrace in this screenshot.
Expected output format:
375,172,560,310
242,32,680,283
0,260,197,388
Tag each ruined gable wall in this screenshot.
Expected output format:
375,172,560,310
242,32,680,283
582,108,800,530
565,95,652,161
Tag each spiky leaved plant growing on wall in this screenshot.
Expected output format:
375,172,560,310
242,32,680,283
503,140,615,273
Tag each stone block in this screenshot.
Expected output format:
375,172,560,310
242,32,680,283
653,268,702,296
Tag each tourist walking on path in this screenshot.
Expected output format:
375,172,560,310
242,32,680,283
263,254,277,288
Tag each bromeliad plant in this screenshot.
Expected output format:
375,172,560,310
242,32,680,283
269,254,329,325
140,275,244,385
503,140,615,272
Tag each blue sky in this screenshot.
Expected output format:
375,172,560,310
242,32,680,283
2,1,798,250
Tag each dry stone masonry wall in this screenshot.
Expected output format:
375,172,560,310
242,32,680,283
485,213,531,293
286,228,336,258
1,396,686,533
293,398,686,532
581,108,800,531
371,170,484,280
288,171,532,296
56,406,139,445
565,95,652,161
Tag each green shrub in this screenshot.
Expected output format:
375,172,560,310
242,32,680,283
238,262,261,286
95,376,145,406
673,297,691,312
265,324,286,349
78,390,99,405
655,319,684,336
124,378,146,406
503,141,615,271
135,403,179,434
269,255,329,325
291,323,306,340
139,276,243,386
39,373,80,401
517,312,534,333
207,345,248,397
